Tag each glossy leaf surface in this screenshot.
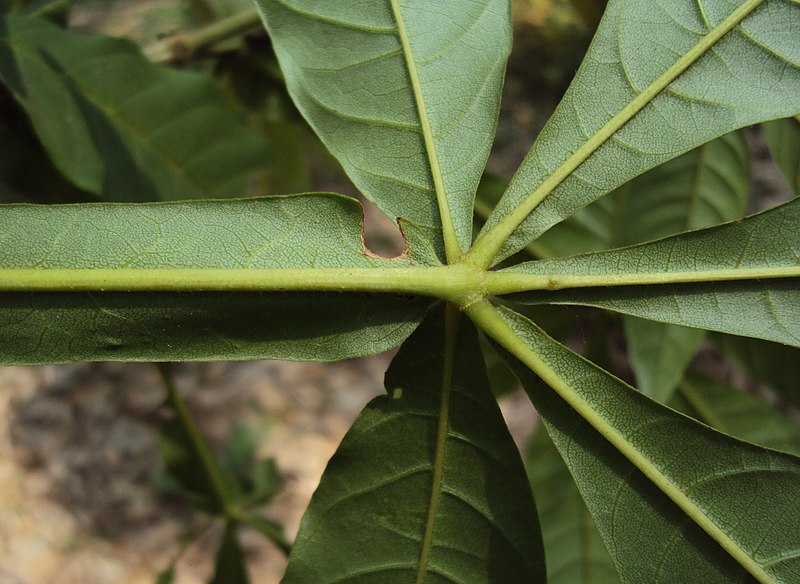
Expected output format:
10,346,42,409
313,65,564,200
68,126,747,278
283,309,545,583
0,14,270,201
0,195,433,364
496,306,800,583
507,198,800,345
478,0,800,262
256,0,512,257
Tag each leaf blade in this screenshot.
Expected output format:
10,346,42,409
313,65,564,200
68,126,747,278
256,0,512,257
499,198,800,346
282,307,545,583
0,14,271,201
0,195,434,364
473,0,800,264
474,302,800,583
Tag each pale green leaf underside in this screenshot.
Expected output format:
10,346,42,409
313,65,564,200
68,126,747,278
506,198,800,346
527,427,620,584
479,0,800,263
764,116,800,196
675,371,800,456
283,309,545,583
0,14,270,200
255,0,511,257
0,195,433,364
496,307,800,583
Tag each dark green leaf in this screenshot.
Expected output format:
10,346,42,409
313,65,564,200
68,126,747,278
283,308,545,583
0,14,271,201
495,305,800,583
210,522,250,584
712,334,800,409
527,426,620,584
675,370,800,456
764,116,800,197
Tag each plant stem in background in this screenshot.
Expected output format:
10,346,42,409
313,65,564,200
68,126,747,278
157,363,235,516
144,8,262,64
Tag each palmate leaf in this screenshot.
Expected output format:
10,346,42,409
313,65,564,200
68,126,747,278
503,197,800,346
256,0,512,259
0,14,271,201
283,308,545,583
0,195,434,364
491,306,800,583
473,0,800,265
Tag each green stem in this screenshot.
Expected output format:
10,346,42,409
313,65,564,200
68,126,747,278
144,8,262,64
484,266,800,294
157,363,235,517
234,511,292,556
465,0,766,268
0,264,483,306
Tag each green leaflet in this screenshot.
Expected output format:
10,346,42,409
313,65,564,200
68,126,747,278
283,308,545,583
527,427,619,584
255,0,512,260
0,14,271,201
0,195,433,364
538,131,751,400
473,0,800,265
501,198,800,346
536,131,751,257
491,305,800,583
764,116,800,196
675,370,800,456
711,334,800,408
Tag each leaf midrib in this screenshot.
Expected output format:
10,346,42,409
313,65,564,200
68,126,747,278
389,0,462,263
467,0,767,268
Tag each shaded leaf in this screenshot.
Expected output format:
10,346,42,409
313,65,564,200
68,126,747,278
283,307,545,583
711,334,800,409
477,0,799,262
0,195,433,364
239,513,291,555
210,522,250,584
0,14,271,201
763,116,800,197
527,426,620,584
675,370,800,456
493,305,800,583
257,0,512,256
